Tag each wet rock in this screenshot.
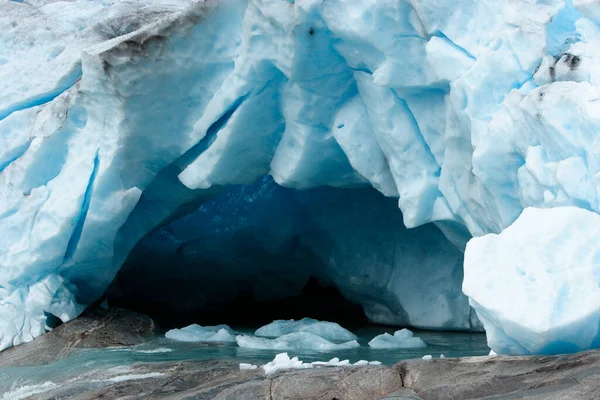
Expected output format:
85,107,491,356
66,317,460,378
0,306,158,367
28,360,399,400
397,349,600,400
4,350,600,399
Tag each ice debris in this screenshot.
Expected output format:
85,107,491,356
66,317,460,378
255,318,358,342
165,324,236,343
236,332,360,351
261,353,382,375
368,329,427,349
464,207,600,355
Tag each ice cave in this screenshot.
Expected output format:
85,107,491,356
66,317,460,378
3,0,600,368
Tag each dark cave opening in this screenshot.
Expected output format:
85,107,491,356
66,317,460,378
106,176,473,333
107,277,368,330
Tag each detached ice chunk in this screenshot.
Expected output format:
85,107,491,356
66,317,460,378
239,363,258,370
262,353,313,375
368,329,427,349
254,318,358,342
464,207,600,355
165,324,236,343
236,332,360,351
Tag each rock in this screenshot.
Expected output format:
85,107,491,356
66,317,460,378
4,350,600,399
269,366,402,399
29,361,399,400
0,306,158,367
380,390,424,400
397,349,600,400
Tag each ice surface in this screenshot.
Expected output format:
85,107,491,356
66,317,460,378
1,0,600,353
165,324,236,343
239,363,258,370
464,207,600,355
368,329,427,349
236,332,360,351
254,318,357,342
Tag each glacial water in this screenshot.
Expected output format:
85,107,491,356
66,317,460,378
0,327,488,397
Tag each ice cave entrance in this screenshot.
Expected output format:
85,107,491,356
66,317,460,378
107,176,475,332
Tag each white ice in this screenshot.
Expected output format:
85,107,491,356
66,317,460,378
254,318,357,342
368,329,427,349
165,324,236,343
236,332,360,351
464,207,600,355
261,353,382,375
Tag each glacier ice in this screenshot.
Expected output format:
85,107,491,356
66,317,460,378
1,0,600,353
254,318,357,342
165,324,236,343
368,329,427,349
464,207,600,355
235,332,360,351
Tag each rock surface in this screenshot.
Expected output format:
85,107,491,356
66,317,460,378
0,306,157,367
4,350,600,399
397,350,600,400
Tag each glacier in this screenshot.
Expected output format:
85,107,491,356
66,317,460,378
2,0,600,354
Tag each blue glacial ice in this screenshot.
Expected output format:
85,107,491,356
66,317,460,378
464,207,600,355
368,329,427,349
165,324,237,343
255,319,357,342
236,332,360,351
1,0,600,355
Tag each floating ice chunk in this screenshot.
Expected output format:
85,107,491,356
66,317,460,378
422,355,432,360
262,353,313,375
239,363,258,370
237,332,359,351
353,360,369,366
254,318,358,342
464,207,600,355
368,329,427,349
165,324,236,343
368,361,382,365
440,354,446,359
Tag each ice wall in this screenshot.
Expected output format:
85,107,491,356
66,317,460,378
1,0,599,350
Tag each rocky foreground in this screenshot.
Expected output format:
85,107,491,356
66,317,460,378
1,309,599,399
